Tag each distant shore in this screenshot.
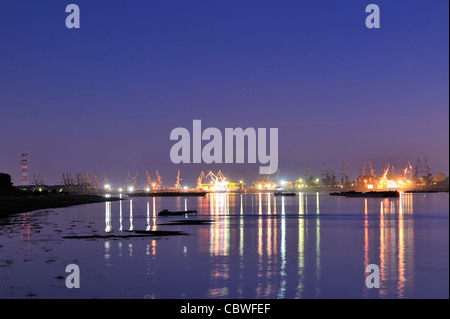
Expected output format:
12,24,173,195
0,194,121,217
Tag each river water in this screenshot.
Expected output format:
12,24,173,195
0,192,448,299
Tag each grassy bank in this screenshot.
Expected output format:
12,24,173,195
0,193,121,217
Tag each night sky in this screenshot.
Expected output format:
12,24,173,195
0,0,448,187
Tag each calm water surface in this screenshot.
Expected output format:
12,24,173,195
0,192,448,299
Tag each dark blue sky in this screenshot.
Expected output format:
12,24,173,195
0,0,448,186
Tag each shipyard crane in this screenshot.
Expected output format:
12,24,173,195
146,170,152,189
79,173,85,189
77,173,83,189
131,171,138,188
381,161,396,181
208,170,227,184
205,171,215,182
413,158,421,181
155,170,162,189
101,172,108,185
360,160,375,178
62,172,76,190
382,161,394,178
321,162,330,186
305,162,313,186
93,173,100,189
360,161,367,178
382,162,390,178
205,170,229,190
401,160,413,179
341,161,350,186
86,173,92,189
368,161,375,177
34,174,43,187
124,171,131,188
67,173,75,188
217,170,227,183
76,173,82,189
423,157,433,185
174,169,182,189
329,162,337,185
205,170,215,182
197,171,206,189
82,172,89,189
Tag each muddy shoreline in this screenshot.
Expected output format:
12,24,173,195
0,194,121,217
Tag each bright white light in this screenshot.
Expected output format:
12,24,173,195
146,187,150,192
128,186,134,192
184,186,188,190
386,181,399,189
281,180,286,185
104,184,111,189
118,188,123,192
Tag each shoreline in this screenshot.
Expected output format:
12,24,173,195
0,194,121,217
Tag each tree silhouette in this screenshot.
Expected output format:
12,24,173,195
0,173,13,189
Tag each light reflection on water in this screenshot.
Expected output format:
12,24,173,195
375,193,414,298
1,192,447,299
201,193,321,298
